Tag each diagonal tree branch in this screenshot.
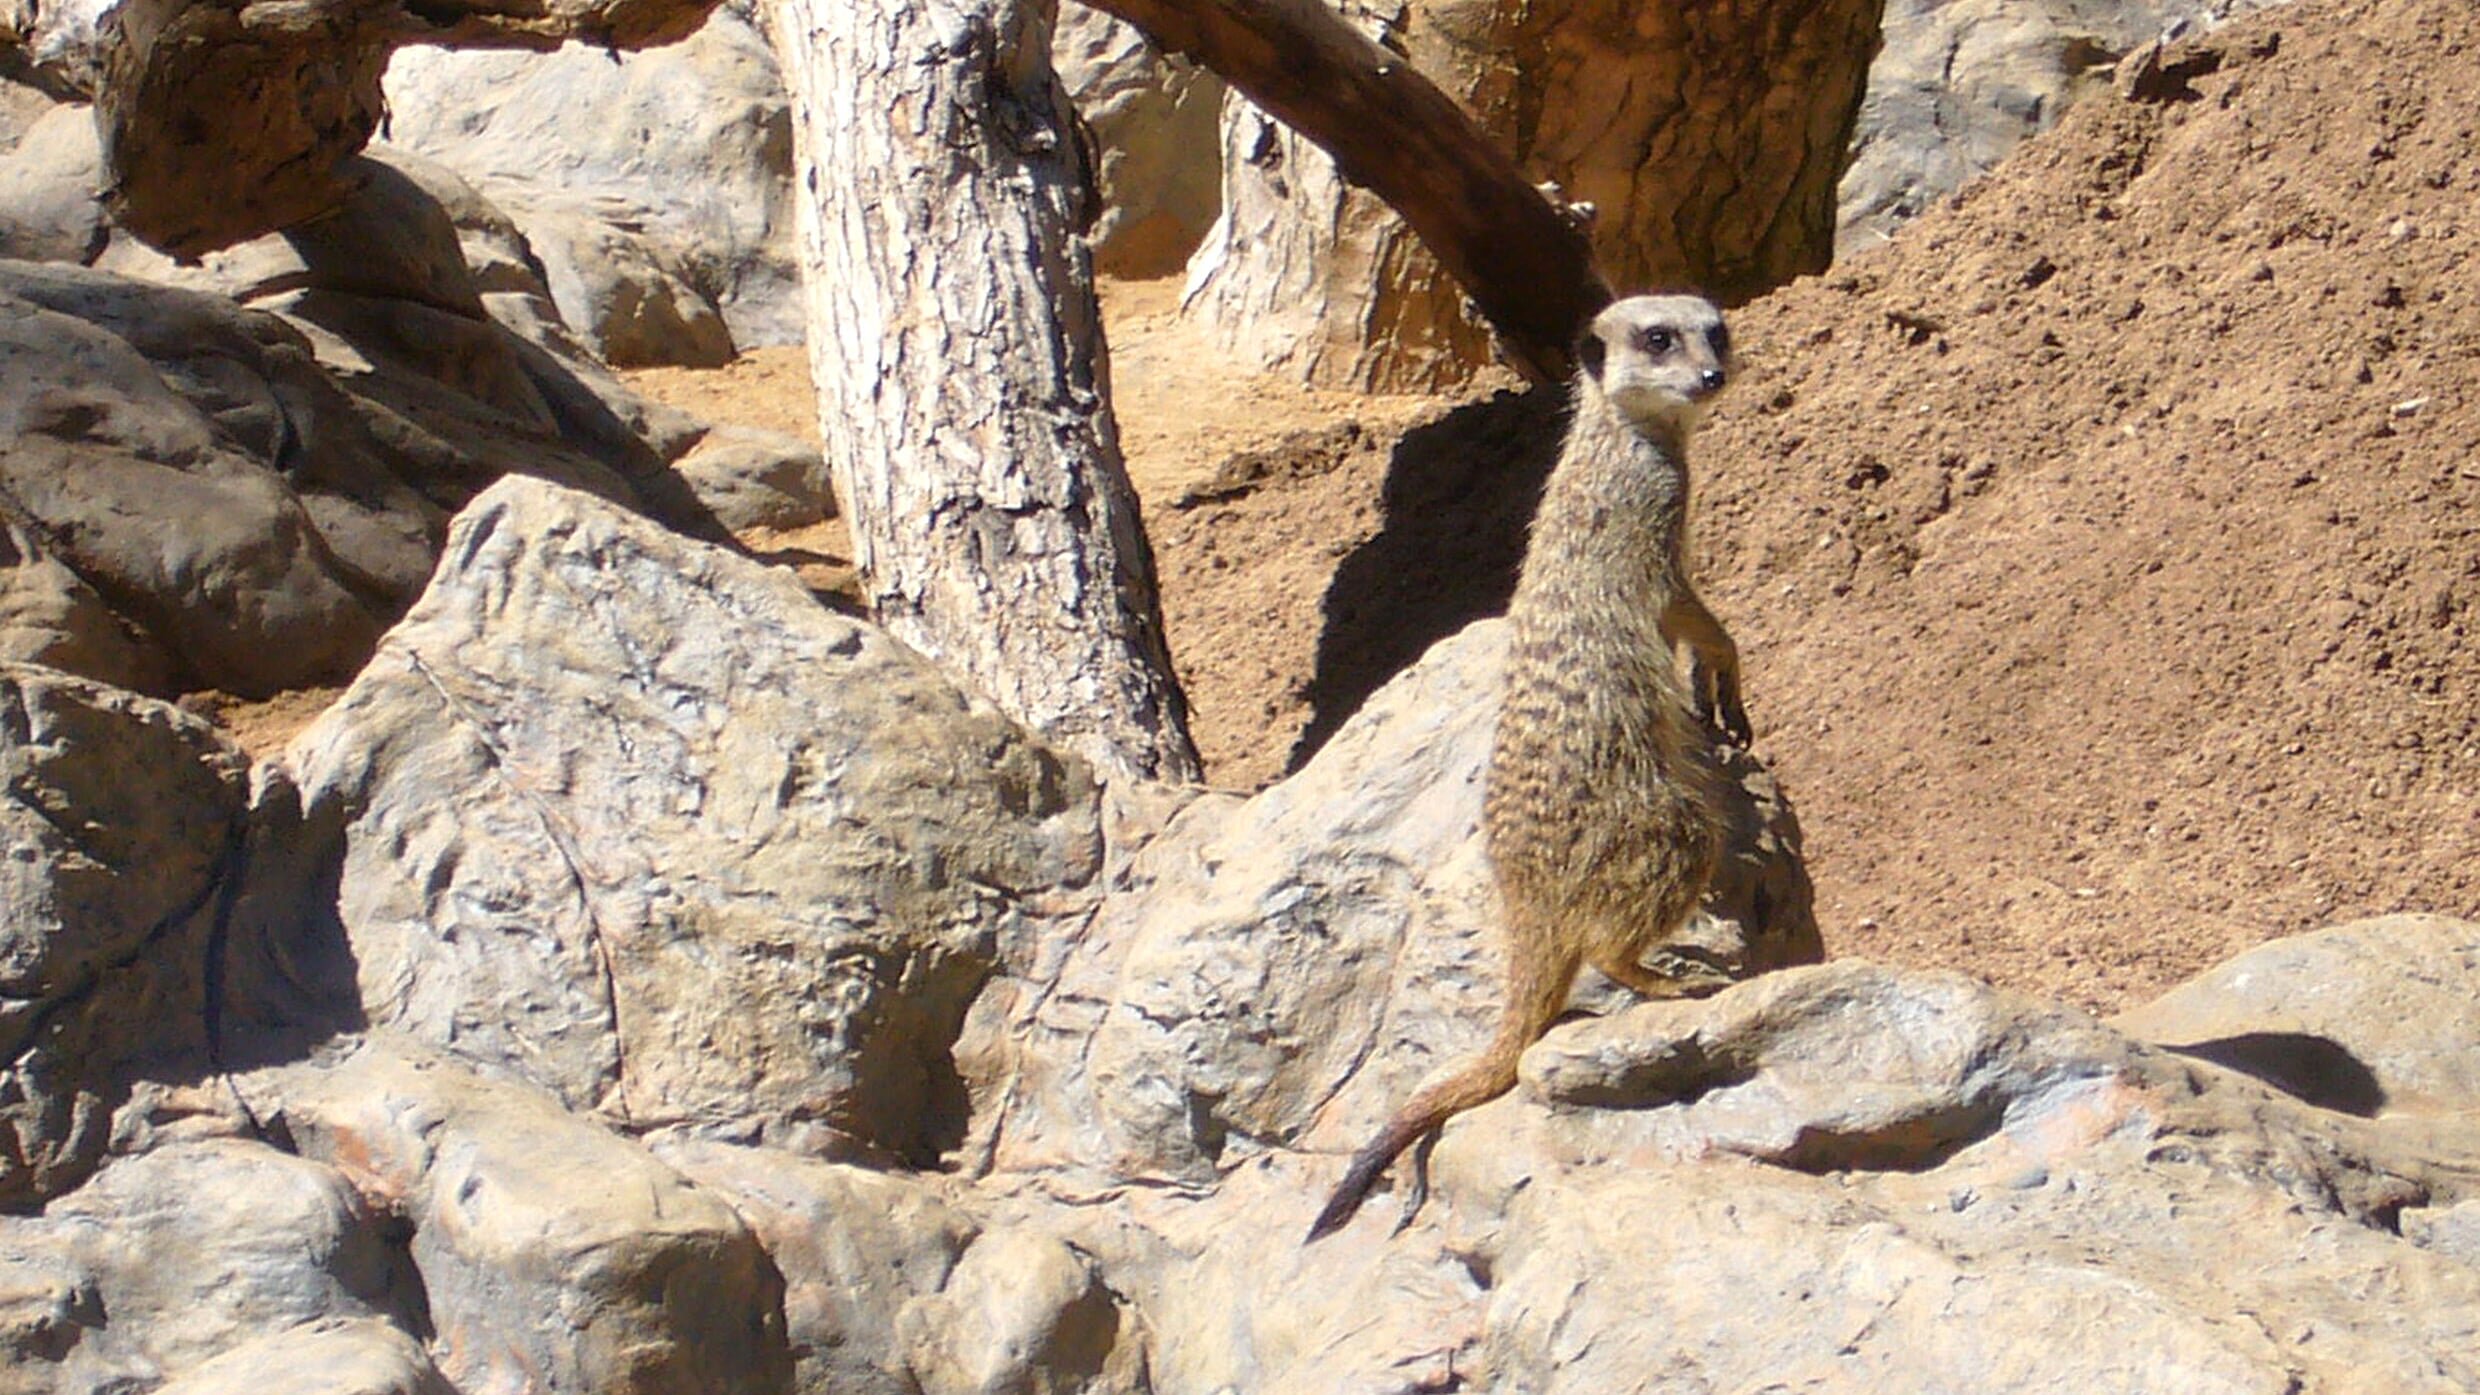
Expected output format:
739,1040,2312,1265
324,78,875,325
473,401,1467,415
1077,0,1611,383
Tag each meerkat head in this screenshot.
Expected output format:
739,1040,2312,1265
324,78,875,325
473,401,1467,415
1575,294,1733,436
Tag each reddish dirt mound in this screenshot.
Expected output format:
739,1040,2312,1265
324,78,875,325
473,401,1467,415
1146,0,2479,1011
1690,0,2479,1009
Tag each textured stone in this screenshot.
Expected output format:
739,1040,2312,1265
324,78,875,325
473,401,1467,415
896,1224,1140,1395
2111,913,2480,1116
0,132,768,699
38,1140,420,1382
151,1318,453,1395
0,100,104,263
668,424,835,532
287,477,1101,1162
654,1138,975,1395
380,5,798,355
276,1041,792,1395
1052,7,1222,280
0,666,248,1207
0,264,404,695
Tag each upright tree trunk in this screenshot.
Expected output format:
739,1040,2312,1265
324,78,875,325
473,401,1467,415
767,0,1201,784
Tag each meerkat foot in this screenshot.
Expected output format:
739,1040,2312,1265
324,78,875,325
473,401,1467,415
1685,656,1751,747
1593,949,1735,1000
1711,681,1752,748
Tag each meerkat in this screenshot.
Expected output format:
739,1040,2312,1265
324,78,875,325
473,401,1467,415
1305,293,1746,1243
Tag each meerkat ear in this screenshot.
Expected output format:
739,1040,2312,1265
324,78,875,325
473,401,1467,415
1575,329,1605,381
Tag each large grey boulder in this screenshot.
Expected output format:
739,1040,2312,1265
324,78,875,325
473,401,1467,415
0,125,822,699
27,1141,421,1384
0,100,104,263
0,263,411,695
380,4,797,359
0,665,249,1208
286,476,1101,1164
0,1136,425,1391
657,1137,1144,1395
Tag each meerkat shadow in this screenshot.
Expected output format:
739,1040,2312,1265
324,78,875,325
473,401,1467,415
2163,1032,2389,1117
1287,385,1570,774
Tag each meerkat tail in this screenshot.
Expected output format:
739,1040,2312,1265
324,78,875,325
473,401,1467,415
1304,934,1580,1242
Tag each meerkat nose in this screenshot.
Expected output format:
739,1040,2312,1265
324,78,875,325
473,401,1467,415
1700,368,1727,392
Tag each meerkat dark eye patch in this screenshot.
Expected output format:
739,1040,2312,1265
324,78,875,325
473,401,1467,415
1709,323,1731,359
1637,327,1676,355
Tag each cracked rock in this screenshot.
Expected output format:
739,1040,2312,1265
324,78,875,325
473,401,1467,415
285,476,1102,1164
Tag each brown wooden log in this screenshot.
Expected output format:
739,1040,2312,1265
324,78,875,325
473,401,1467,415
1077,0,1610,383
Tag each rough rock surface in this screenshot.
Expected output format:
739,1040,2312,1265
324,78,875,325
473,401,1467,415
0,666,249,1209
1437,961,2480,1394
2113,914,2480,1115
668,424,835,532
0,120,823,699
150,1318,453,1395
1051,6,1223,280
16,1140,423,1386
287,476,1101,1163
272,1042,794,1395
0,100,105,263
380,3,797,358
0,262,408,695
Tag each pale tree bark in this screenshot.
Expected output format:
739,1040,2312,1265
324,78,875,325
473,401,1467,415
767,0,1201,784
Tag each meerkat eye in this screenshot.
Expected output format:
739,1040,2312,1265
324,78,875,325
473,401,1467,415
1710,324,1731,359
1637,327,1676,355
